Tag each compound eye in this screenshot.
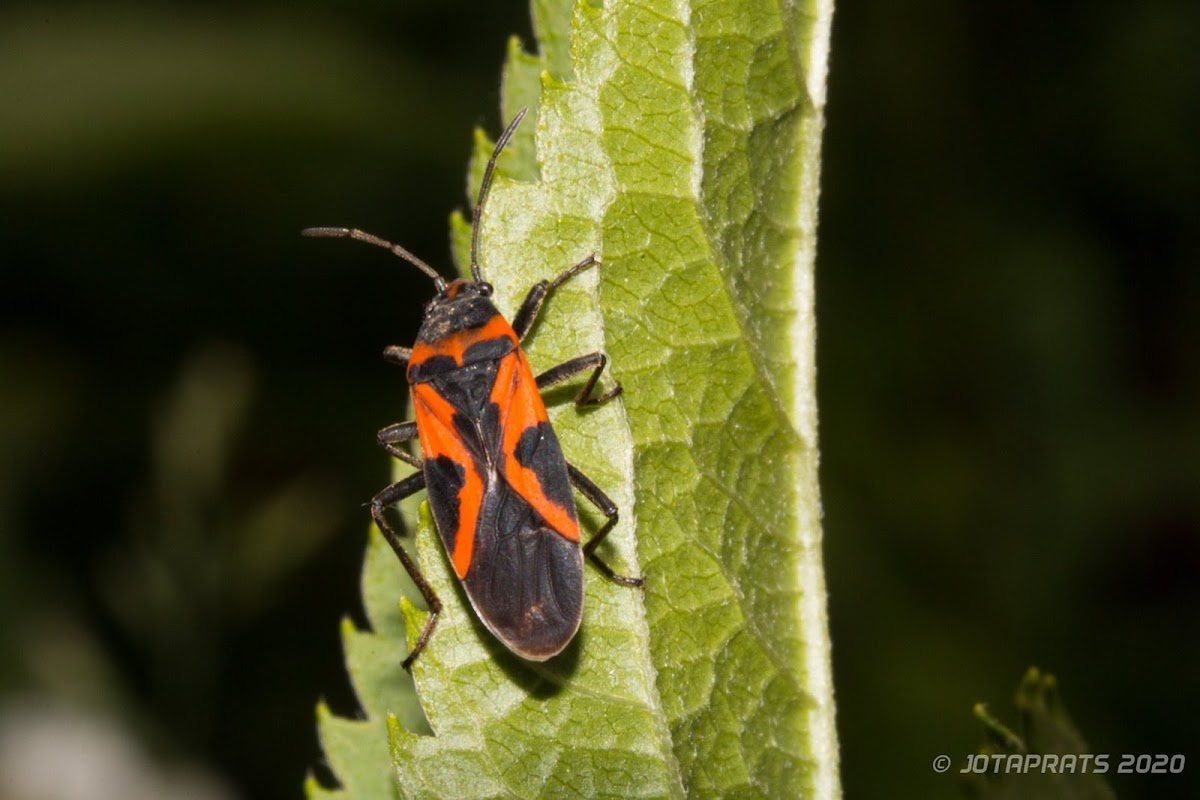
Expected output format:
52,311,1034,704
478,282,494,297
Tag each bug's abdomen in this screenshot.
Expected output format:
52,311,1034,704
410,344,587,659
464,479,585,659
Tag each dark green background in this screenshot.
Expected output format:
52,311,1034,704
2,2,1195,799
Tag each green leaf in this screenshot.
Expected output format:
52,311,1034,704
307,522,430,800
962,669,1117,800
311,0,836,797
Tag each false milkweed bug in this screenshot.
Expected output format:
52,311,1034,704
303,108,642,669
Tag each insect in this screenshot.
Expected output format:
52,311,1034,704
304,108,642,668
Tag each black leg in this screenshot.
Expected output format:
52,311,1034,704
567,463,643,587
511,281,550,341
371,471,443,670
378,420,421,467
511,254,601,340
536,352,622,406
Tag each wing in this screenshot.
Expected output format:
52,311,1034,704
463,480,585,659
412,381,485,579
490,348,581,543
412,348,586,659
467,348,585,658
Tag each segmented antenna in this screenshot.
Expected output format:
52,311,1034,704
300,227,447,293
470,107,528,282
302,107,529,292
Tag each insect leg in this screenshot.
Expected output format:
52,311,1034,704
511,253,601,340
378,420,421,468
371,471,443,670
566,463,643,587
536,353,622,406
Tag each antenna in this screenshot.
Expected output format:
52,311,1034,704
470,107,528,282
301,227,446,292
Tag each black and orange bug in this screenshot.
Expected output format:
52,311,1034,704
304,108,642,668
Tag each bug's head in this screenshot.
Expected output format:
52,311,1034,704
440,278,493,302
417,278,501,341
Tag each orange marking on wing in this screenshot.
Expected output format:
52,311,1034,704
492,351,580,543
412,382,483,578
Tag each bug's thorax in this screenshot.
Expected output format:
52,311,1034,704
406,279,519,384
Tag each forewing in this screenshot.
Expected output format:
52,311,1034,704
462,349,586,658
412,382,483,578
489,349,580,543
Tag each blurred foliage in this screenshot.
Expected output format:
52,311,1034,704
1,2,534,798
820,3,1199,799
1,1,1196,799
963,669,1115,800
